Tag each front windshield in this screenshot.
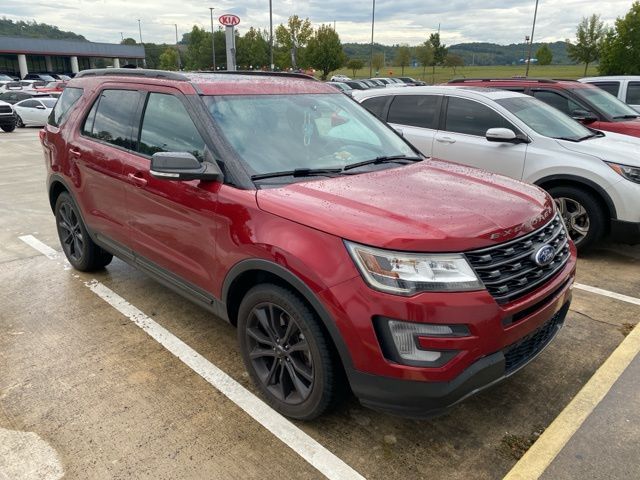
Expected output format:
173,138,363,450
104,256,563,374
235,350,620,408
203,93,414,176
572,87,638,118
497,96,593,141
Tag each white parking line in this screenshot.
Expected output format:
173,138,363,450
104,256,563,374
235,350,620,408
19,235,366,480
574,283,640,306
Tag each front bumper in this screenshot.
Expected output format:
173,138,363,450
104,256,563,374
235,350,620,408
349,301,570,418
609,219,640,245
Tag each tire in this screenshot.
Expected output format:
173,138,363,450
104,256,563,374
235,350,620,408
1,123,15,132
15,115,24,128
54,192,113,271
238,284,344,420
547,185,606,251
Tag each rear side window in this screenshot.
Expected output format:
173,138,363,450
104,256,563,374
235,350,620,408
19,100,40,108
138,93,205,161
388,95,440,129
361,96,389,120
531,90,582,116
82,89,140,150
591,82,620,97
444,97,512,136
626,82,640,105
48,87,83,127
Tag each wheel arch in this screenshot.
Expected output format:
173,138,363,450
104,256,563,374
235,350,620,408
48,176,71,213
534,174,617,221
222,259,354,373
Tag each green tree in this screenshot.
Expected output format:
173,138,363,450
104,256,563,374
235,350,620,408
416,41,434,79
536,44,553,65
444,53,464,75
371,52,385,73
395,45,412,75
600,2,640,75
237,27,270,68
567,14,606,76
307,25,345,80
186,26,212,70
121,37,137,45
346,59,364,77
159,48,179,70
429,33,448,65
275,15,313,69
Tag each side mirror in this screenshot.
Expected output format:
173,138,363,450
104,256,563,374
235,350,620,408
150,152,223,182
571,109,598,124
393,127,404,137
486,128,523,143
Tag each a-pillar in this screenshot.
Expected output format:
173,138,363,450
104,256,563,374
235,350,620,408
18,54,28,79
70,56,79,74
45,56,53,72
113,58,120,68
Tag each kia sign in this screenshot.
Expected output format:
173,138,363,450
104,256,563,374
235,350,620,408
219,14,240,27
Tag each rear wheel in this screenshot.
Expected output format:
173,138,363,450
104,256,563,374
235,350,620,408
548,185,606,251
15,115,24,128
238,284,344,420
54,192,113,271
0,124,15,132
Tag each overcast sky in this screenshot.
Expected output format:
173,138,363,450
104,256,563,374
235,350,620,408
0,0,632,46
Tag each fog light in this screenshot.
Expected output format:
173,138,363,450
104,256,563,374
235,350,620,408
388,321,451,362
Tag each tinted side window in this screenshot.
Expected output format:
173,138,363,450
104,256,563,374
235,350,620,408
49,87,83,127
531,90,582,116
444,97,511,136
82,90,140,150
138,93,205,161
361,96,389,120
626,82,640,104
388,95,440,129
20,100,40,108
592,82,620,96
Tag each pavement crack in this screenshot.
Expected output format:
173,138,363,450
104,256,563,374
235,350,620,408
570,308,620,328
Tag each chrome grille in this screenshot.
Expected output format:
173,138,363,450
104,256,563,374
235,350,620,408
466,215,571,304
0,105,12,114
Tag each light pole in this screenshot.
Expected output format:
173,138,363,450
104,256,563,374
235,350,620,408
209,8,216,71
525,0,539,77
369,0,376,78
138,19,147,68
174,24,182,70
269,0,274,70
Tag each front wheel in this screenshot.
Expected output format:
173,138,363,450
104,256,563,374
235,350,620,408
548,185,606,251
15,115,24,128
0,124,15,132
54,192,113,271
237,284,344,420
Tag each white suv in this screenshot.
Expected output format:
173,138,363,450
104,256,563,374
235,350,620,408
579,76,640,112
354,86,640,250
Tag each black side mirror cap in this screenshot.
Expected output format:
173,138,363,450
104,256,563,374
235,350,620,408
150,152,223,182
571,109,598,124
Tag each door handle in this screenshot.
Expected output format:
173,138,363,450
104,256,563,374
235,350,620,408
69,147,81,158
127,172,148,188
436,136,456,144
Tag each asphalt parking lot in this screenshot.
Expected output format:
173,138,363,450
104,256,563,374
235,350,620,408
1,128,638,480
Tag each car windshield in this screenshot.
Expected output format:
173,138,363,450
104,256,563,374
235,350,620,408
38,75,56,82
203,93,414,176
0,74,13,82
496,96,594,141
571,87,638,118
41,98,57,108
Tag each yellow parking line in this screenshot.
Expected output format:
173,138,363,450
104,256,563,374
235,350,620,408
503,315,640,480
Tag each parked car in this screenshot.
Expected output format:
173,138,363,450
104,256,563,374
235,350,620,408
0,72,20,81
41,69,576,420
344,80,370,90
23,73,57,82
50,73,72,81
449,78,640,138
0,99,16,132
360,79,384,89
355,85,640,249
330,74,351,82
44,81,68,92
0,90,53,104
326,81,354,96
372,77,408,88
14,97,57,127
579,76,640,113
398,77,426,86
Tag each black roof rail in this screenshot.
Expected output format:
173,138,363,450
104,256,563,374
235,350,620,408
192,70,318,81
448,77,557,84
75,68,190,81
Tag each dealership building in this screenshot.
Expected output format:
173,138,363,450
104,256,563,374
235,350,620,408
0,36,145,78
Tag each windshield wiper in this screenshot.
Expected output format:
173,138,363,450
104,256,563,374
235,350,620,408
342,155,423,171
251,168,343,181
612,114,639,119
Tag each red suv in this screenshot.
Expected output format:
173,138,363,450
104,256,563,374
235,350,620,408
450,78,640,137
41,69,577,419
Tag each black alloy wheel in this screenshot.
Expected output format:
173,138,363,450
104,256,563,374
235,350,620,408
57,201,84,262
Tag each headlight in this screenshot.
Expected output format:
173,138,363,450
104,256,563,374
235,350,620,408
606,162,640,184
345,241,483,295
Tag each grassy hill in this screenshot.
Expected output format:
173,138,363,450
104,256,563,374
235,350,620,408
0,17,86,41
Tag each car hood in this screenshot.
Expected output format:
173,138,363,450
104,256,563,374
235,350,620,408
256,160,555,252
557,131,640,167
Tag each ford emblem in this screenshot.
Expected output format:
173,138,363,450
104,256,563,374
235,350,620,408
533,244,555,266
